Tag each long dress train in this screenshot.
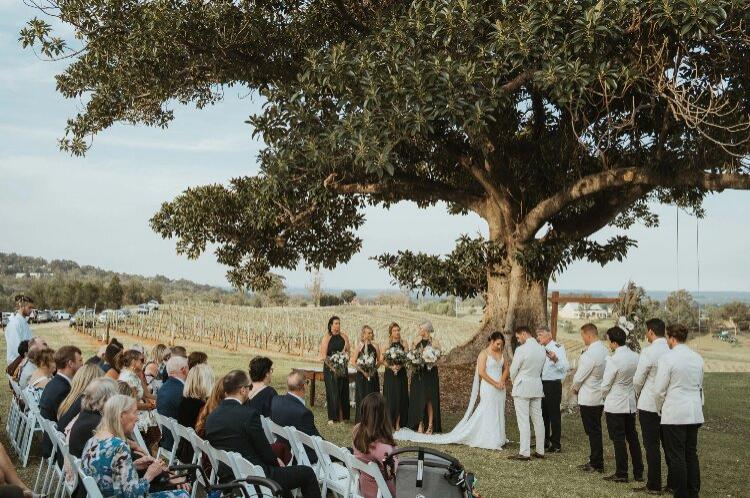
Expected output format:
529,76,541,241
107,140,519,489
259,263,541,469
395,355,506,450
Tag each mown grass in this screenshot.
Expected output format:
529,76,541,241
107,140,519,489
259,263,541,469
2,323,748,497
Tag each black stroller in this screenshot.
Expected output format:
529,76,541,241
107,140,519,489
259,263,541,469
384,447,479,498
169,464,285,498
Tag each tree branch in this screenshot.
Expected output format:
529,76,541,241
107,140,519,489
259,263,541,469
516,168,750,241
323,173,484,211
330,0,370,34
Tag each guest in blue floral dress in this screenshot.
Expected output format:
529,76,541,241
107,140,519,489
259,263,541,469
81,394,189,498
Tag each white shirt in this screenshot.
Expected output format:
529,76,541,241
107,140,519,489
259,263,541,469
5,313,32,364
633,338,670,413
571,341,609,406
601,346,639,414
510,338,546,398
653,344,704,425
541,340,569,381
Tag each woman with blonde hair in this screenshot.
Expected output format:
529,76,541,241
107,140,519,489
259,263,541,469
24,348,56,403
117,350,159,449
195,376,225,438
57,363,103,432
81,395,189,498
175,364,214,463
144,344,169,392
353,325,381,423
68,377,118,457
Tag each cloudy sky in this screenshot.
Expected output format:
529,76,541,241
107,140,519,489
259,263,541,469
1,2,748,293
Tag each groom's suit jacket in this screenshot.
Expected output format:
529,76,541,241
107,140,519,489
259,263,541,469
510,338,546,398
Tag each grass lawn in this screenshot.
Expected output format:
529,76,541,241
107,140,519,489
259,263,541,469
2,323,748,497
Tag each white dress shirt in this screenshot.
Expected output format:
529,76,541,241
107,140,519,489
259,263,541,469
571,340,609,406
653,344,704,425
601,345,639,414
541,340,569,381
5,312,32,365
633,337,670,413
510,338,546,398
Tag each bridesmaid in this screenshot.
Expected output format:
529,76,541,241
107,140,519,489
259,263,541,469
407,320,442,434
353,325,381,422
319,315,351,424
381,322,409,430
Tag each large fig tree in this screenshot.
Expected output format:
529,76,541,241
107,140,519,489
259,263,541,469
23,0,750,362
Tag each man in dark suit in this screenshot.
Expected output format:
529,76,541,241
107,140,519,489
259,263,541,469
271,371,322,463
205,370,321,498
39,345,83,456
156,354,188,449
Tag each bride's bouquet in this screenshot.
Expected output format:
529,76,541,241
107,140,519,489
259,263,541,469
356,352,377,377
383,347,407,367
328,351,350,378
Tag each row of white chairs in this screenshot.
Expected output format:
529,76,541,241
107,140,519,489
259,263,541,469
5,374,392,498
154,412,393,498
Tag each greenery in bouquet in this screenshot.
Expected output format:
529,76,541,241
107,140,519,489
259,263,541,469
328,351,350,377
383,346,408,367
356,352,377,377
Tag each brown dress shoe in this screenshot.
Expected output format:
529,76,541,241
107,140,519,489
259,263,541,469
604,474,629,483
507,454,531,461
532,452,545,459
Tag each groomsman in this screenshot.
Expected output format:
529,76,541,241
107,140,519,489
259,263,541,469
508,326,546,461
654,323,704,498
537,325,569,453
571,323,608,473
633,318,671,494
601,327,643,483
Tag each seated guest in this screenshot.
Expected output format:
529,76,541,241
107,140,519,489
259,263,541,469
247,356,278,417
271,371,321,463
352,393,398,498
157,355,189,449
18,337,48,388
23,348,56,400
81,394,190,498
0,440,35,498
187,351,208,370
68,377,118,458
7,340,29,381
176,364,214,463
118,350,159,449
57,364,104,434
204,370,321,498
103,342,125,379
144,344,169,392
39,346,83,456
170,346,187,358
195,377,225,438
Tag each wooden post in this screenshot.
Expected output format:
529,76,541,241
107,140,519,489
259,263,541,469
550,291,559,340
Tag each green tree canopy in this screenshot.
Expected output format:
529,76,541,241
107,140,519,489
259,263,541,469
23,0,750,357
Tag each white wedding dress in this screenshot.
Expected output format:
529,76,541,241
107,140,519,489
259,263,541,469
394,354,507,450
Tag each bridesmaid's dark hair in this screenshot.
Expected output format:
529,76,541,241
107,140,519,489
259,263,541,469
488,331,505,346
327,316,341,335
353,393,395,453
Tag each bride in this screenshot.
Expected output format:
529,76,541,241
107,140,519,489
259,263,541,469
394,331,509,450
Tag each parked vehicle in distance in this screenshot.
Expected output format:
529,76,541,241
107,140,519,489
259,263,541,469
1,312,11,328
54,310,71,321
98,309,129,323
147,300,160,311
136,304,151,314
70,308,96,328
32,309,54,323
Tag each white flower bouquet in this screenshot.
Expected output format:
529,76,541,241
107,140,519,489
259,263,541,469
356,352,377,377
406,344,442,372
328,351,350,378
421,345,442,370
383,346,407,367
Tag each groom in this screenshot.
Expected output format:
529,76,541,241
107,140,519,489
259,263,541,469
508,326,546,461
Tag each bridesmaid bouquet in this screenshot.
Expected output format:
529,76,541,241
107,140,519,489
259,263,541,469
384,347,408,367
421,345,442,371
406,344,442,372
356,352,377,377
328,351,350,378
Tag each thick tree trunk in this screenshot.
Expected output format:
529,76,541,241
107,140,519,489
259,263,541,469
442,260,548,364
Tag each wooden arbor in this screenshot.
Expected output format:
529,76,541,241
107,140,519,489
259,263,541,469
549,291,619,339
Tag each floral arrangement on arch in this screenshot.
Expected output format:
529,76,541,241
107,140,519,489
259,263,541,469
613,281,651,353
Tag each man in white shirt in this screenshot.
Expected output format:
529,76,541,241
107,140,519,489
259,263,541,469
654,323,704,498
601,326,643,484
5,295,34,365
571,323,608,473
508,326,546,461
537,325,569,453
633,318,671,494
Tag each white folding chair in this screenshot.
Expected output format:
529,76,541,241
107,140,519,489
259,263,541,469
74,457,104,498
18,389,44,467
8,380,29,455
183,430,210,498
318,440,356,498
154,412,179,464
292,430,326,488
131,427,149,453
284,427,311,467
172,422,198,464
36,418,63,498
260,415,275,444
234,455,279,498
345,452,394,498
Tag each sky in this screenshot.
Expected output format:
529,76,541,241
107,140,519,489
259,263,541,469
1,3,748,293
